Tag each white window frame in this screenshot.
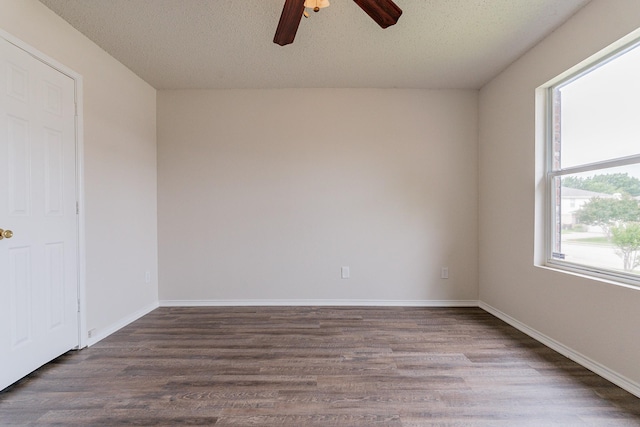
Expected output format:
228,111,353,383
543,36,640,287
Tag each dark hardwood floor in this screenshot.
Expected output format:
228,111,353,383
1,307,639,426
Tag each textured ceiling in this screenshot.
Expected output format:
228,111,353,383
38,0,590,90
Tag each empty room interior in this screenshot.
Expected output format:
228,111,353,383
1,0,640,425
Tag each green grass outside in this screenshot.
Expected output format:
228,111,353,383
565,236,610,244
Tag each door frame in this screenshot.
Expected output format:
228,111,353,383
0,28,87,349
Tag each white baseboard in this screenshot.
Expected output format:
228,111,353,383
479,301,640,399
160,299,480,307
86,301,159,347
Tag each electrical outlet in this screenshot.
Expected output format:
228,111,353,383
441,267,449,279
341,266,350,279
88,328,96,338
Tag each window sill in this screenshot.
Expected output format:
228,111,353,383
535,262,640,291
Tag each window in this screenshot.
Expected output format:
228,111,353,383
545,37,640,285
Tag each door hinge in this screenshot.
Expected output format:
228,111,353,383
76,201,79,215
77,299,81,313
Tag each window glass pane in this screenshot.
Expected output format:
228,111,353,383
556,44,640,169
553,165,640,277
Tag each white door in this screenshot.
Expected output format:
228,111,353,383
0,37,79,390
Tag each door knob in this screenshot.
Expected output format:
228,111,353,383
0,229,13,240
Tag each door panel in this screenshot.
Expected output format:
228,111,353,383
7,115,30,216
9,247,32,347
46,242,66,329
0,37,79,391
44,128,64,215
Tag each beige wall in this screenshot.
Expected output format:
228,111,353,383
158,89,478,303
479,0,640,386
0,0,159,337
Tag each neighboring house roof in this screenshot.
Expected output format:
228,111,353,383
561,187,615,199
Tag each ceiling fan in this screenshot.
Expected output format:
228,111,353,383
274,0,402,46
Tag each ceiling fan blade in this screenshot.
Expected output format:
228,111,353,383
273,0,306,46
353,0,402,29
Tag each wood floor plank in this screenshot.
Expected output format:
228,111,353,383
0,307,638,426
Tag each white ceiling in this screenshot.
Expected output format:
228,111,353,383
38,0,590,90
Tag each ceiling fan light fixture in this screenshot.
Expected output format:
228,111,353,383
304,0,330,12
274,0,400,46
